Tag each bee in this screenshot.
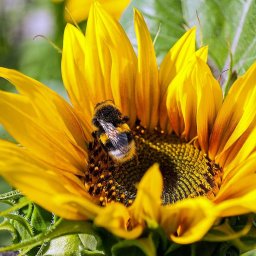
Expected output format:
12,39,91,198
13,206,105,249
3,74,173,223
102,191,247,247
92,100,136,163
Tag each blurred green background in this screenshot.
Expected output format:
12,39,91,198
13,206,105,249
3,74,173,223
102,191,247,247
1,0,256,252
0,0,66,247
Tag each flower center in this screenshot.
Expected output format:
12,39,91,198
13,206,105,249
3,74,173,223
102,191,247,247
86,124,222,206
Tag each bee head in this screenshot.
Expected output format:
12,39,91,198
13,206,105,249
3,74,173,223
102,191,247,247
93,101,122,127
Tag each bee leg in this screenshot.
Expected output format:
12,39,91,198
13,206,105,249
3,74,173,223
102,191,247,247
135,118,141,126
88,141,94,151
92,131,97,138
122,116,129,123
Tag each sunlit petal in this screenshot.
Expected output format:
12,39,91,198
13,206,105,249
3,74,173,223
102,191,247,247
0,90,86,175
209,63,256,167
159,28,196,131
94,203,144,239
166,57,222,150
64,0,130,23
134,9,159,130
0,140,94,220
161,198,217,244
130,164,162,227
62,24,93,139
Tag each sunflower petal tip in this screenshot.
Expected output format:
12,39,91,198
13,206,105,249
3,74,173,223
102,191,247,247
0,66,9,75
184,26,196,38
190,26,196,33
145,163,163,188
133,8,142,19
136,163,163,197
65,23,74,32
148,163,160,175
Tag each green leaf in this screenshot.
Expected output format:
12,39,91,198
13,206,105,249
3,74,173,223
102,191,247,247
79,233,102,251
42,234,83,256
121,0,186,63
0,219,102,254
112,234,156,256
122,0,256,91
214,243,240,256
29,205,53,234
0,220,18,241
181,0,256,87
150,226,169,253
6,214,34,238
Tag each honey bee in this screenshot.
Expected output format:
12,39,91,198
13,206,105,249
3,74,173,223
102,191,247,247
92,100,136,163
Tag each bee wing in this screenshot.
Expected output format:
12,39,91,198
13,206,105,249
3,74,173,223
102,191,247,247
98,120,129,154
113,132,130,154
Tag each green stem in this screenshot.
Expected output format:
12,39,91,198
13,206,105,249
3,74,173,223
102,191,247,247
0,198,30,217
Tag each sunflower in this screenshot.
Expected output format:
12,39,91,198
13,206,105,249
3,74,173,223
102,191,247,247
53,0,130,22
0,2,256,247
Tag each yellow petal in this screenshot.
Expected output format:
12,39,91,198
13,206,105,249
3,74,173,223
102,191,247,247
222,128,256,171
209,62,256,166
195,45,208,62
53,194,102,220
0,140,94,220
97,0,130,19
0,92,81,175
195,58,223,152
84,3,111,104
0,67,87,151
89,3,137,125
159,28,196,90
94,203,144,239
160,198,217,244
216,189,256,217
65,0,130,23
0,71,87,175
84,2,137,125
62,24,94,139
214,153,256,202
134,9,159,130
166,57,222,149
159,28,196,131
130,163,163,227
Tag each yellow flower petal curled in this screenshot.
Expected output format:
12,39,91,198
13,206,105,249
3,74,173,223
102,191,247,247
195,58,223,152
94,203,144,239
159,28,196,132
130,164,163,227
215,189,256,217
209,62,256,167
214,153,256,203
160,198,217,244
166,57,222,151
